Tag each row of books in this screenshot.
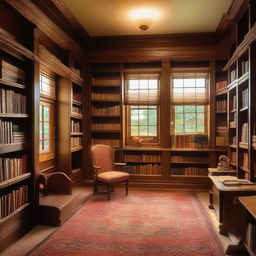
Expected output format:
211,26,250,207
71,137,82,148
241,60,249,75
92,78,121,86
171,156,209,162
72,106,82,114
0,88,26,114
71,120,81,133
92,139,120,147
124,154,161,162
0,121,25,144
245,223,256,253
242,152,249,170
92,105,120,116
92,93,120,100
230,151,236,164
171,167,207,176
92,123,120,130
172,135,195,148
125,164,161,175
241,88,248,109
252,135,256,149
230,121,236,128
231,95,237,111
0,185,28,220
216,80,227,90
0,155,27,183
216,99,227,112
1,60,25,85
241,123,248,143
230,69,236,83
216,136,228,146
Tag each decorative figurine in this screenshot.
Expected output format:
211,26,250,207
131,136,143,147
217,155,230,170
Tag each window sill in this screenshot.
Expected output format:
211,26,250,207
39,152,55,162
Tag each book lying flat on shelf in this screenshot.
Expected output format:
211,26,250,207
223,179,253,186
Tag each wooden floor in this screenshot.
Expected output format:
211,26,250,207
1,188,245,256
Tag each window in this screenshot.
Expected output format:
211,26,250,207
39,101,54,153
171,72,208,134
39,70,56,161
125,74,160,144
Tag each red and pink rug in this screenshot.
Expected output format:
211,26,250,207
30,191,224,256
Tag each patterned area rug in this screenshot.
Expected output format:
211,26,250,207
29,191,224,256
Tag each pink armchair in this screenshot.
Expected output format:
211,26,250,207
91,144,129,200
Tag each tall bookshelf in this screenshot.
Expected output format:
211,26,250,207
224,0,256,182
90,64,122,147
215,62,228,149
0,2,35,251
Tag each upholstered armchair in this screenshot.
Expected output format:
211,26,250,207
91,144,129,200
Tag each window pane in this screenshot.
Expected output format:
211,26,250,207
175,106,183,113
44,122,49,138
184,78,195,87
197,124,204,132
185,124,196,133
148,109,157,125
185,113,196,123
149,126,157,136
175,113,183,125
44,140,49,150
39,122,43,139
139,126,148,136
149,80,158,89
39,140,43,151
175,125,183,133
196,78,205,87
44,106,49,121
129,80,139,89
173,79,183,87
139,80,148,89
139,109,148,125
184,105,195,113
197,106,205,112
197,113,205,123
131,126,138,136
131,110,139,125
40,105,42,121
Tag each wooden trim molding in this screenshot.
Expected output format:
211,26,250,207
5,0,85,60
216,0,247,35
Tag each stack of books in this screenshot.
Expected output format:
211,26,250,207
1,60,25,84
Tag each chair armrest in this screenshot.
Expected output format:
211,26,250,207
114,163,127,166
93,165,101,175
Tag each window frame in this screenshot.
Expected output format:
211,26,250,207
39,69,56,162
170,69,209,136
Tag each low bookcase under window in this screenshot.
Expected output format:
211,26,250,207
170,151,209,177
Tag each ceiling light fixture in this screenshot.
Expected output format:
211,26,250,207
129,8,161,31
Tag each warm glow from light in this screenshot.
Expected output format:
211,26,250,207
129,8,161,21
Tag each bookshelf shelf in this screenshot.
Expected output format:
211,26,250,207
0,114,28,118
0,142,28,154
240,106,248,112
238,72,249,85
0,173,31,189
125,161,161,164
239,143,249,149
91,130,120,133
92,99,121,103
216,87,227,96
227,80,237,90
0,203,30,224
92,84,121,88
171,161,209,165
70,132,83,136
72,100,82,106
229,144,237,149
230,162,237,167
230,109,237,113
71,146,84,152
240,166,249,173
216,111,227,114
91,115,120,118
0,78,26,90
71,112,83,119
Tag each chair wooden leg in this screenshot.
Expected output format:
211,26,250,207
107,183,111,200
125,179,128,196
94,179,98,194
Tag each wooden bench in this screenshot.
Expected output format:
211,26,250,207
38,172,91,226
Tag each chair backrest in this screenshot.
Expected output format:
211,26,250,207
91,144,114,174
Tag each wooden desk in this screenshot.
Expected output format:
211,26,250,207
209,175,256,254
208,168,237,176
238,196,256,256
